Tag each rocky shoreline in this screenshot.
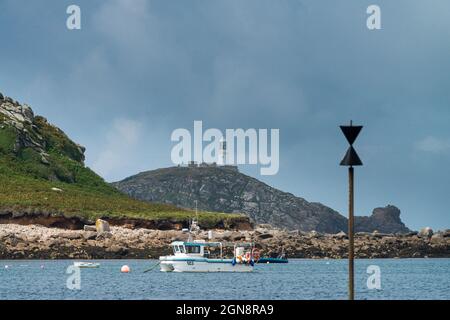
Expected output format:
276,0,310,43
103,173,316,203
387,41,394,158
1,223,449,259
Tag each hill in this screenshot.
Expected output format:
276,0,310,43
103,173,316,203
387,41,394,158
113,166,348,233
113,166,411,233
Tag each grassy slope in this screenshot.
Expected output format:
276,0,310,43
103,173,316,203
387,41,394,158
0,114,243,225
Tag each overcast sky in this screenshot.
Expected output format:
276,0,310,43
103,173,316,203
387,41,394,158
1,0,449,230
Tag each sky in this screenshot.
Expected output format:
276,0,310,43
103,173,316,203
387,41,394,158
0,0,449,231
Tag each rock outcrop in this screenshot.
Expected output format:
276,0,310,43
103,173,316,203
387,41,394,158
0,92,86,181
418,227,434,238
113,167,411,234
354,205,411,234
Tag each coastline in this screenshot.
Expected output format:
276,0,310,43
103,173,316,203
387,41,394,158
1,223,449,260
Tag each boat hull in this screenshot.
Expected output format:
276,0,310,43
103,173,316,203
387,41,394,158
257,258,288,264
159,258,253,273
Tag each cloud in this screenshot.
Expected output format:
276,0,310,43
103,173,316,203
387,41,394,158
92,118,143,180
93,0,189,73
95,0,153,53
415,136,450,154
209,57,308,127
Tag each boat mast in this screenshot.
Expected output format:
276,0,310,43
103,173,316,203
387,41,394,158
195,200,198,224
188,200,199,242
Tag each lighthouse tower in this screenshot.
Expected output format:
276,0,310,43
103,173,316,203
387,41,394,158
218,138,227,166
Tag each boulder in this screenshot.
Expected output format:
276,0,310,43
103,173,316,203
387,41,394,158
41,156,50,165
21,104,34,120
5,234,19,246
221,231,232,241
58,232,82,240
96,231,113,240
84,225,97,232
12,211,26,218
96,219,110,233
333,231,347,239
83,231,97,240
418,227,433,238
288,230,301,236
256,224,273,229
371,231,391,238
309,230,321,238
258,233,274,240
107,245,127,255
231,232,245,241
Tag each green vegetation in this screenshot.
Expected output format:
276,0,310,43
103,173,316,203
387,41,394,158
0,111,244,226
0,126,16,154
34,116,85,163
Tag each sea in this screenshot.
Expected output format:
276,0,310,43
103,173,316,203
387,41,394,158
0,259,449,300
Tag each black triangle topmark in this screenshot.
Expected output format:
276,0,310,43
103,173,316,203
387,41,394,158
340,125,363,145
340,146,363,166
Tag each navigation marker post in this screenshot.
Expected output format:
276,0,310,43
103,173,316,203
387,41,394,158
340,120,363,300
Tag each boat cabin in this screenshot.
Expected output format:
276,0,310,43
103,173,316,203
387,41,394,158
171,240,223,258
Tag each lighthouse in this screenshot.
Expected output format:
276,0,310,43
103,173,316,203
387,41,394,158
218,138,227,166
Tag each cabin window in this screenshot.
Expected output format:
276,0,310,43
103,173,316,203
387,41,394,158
179,246,185,253
186,245,201,254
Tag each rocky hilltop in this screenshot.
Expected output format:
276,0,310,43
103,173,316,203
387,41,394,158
113,166,410,233
0,93,86,181
355,205,410,234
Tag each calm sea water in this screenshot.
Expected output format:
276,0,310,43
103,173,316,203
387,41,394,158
0,259,449,300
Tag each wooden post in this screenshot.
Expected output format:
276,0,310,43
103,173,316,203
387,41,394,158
340,120,363,300
348,166,354,300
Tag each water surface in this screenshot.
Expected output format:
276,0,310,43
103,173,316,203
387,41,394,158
0,259,448,300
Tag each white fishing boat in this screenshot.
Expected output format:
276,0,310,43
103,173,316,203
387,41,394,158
159,240,255,273
73,262,100,268
159,201,257,272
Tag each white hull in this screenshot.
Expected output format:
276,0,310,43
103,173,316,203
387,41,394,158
73,262,100,268
158,239,255,273
160,258,253,273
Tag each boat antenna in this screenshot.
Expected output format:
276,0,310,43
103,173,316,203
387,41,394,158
195,200,198,222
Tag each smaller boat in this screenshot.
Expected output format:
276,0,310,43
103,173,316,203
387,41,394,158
257,257,288,264
257,248,288,264
73,262,100,268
